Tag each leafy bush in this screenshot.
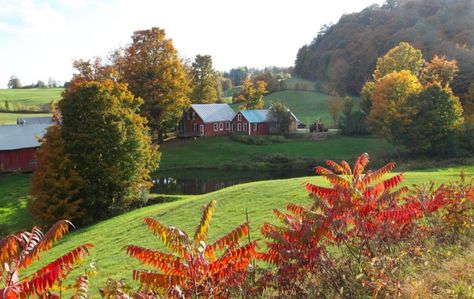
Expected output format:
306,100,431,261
256,153,461,297
230,134,287,145
125,200,258,298
0,220,93,297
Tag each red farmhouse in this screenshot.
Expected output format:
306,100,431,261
231,110,270,135
178,104,235,137
0,117,52,172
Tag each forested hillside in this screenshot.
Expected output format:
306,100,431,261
295,0,474,96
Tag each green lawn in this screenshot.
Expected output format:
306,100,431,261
19,165,473,296
159,135,393,171
0,174,34,234
0,88,63,106
0,112,52,124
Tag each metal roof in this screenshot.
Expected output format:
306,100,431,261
16,116,53,125
191,104,235,123
240,110,270,123
0,124,49,150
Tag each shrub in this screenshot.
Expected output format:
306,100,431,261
0,220,93,297
125,200,257,298
257,153,453,297
230,134,287,145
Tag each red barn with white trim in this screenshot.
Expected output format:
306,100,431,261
178,104,235,137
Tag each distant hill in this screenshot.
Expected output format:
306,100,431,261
0,88,63,106
295,0,474,96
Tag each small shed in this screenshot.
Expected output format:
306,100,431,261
0,123,49,172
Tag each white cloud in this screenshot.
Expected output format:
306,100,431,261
0,0,385,88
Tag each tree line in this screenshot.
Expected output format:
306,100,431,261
294,0,474,102
7,75,63,89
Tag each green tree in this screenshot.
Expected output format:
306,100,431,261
401,83,464,153
190,55,218,104
373,42,425,80
29,125,87,226
115,27,190,140
238,79,267,109
59,80,160,223
7,75,21,89
269,102,292,134
327,96,342,126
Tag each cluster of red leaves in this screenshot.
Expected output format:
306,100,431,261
125,200,258,298
257,153,464,296
0,220,93,298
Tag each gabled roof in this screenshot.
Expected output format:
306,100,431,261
0,124,49,151
239,110,270,123
16,116,53,125
190,104,235,123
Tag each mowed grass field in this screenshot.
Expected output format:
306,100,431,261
0,88,63,106
0,88,60,124
12,165,471,296
159,135,394,170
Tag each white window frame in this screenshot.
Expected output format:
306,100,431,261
192,111,196,120
237,114,242,121
226,122,230,130
219,122,224,131
213,123,218,132
243,123,247,132
193,123,198,132
237,123,242,132
253,123,258,132
186,111,191,120
200,124,204,136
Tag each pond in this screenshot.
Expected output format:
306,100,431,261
151,169,313,195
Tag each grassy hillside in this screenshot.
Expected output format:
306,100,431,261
159,135,393,171
0,88,63,106
0,174,33,234
22,165,473,296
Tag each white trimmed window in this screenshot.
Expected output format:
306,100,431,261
186,111,191,120
226,122,230,130
193,123,197,132
243,123,247,132
219,122,224,131
192,112,196,120
253,123,258,131
237,123,242,131
213,123,218,131
237,114,242,121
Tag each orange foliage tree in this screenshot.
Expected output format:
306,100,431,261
125,200,257,298
0,220,93,298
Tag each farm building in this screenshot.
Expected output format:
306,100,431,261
0,118,52,172
178,104,236,137
231,109,299,135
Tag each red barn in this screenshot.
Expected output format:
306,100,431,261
0,123,49,172
178,104,235,137
231,110,270,135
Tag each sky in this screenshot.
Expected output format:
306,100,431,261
0,0,385,88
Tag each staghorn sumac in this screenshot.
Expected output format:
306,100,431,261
0,220,93,298
125,200,258,298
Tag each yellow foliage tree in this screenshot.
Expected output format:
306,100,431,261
367,70,422,142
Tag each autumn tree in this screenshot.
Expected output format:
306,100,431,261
59,80,159,223
115,27,190,140
29,125,87,226
400,83,464,154
269,102,292,134
422,55,459,87
373,42,425,80
367,70,422,142
239,79,267,109
327,96,342,126
190,55,218,104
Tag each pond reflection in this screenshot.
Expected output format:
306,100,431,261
151,169,312,195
